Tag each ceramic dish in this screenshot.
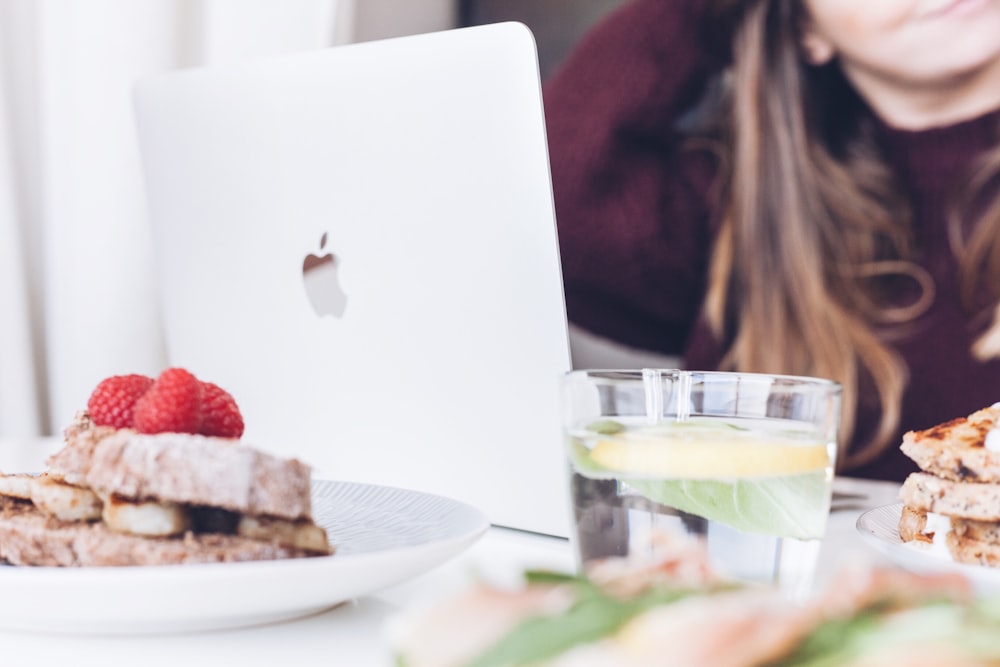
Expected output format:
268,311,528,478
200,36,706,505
0,480,489,634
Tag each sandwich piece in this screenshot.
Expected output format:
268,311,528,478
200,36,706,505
72,427,314,522
900,404,1000,482
898,405,1000,567
0,495,317,566
899,472,1000,522
392,547,988,667
0,368,333,567
948,519,1000,567
895,501,1000,566
0,417,332,566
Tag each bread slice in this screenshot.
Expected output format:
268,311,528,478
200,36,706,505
899,472,1000,568
1,411,332,565
81,431,313,522
900,405,1000,482
946,531,1000,567
48,414,313,521
951,516,1000,544
0,496,314,566
899,502,1000,546
896,500,1000,569
46,412,118,486
899,472,1000,521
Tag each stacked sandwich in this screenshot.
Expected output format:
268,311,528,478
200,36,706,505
898,403,1000,566
0,368,332,566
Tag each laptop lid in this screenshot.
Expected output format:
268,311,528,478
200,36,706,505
133,23,572,537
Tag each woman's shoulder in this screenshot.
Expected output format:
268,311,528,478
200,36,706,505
544,0,723,129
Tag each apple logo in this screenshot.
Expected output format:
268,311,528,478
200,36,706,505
302,232,348,318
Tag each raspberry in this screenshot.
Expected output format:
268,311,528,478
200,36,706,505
199,381,244,438
86,374,154,429
133,368,203,434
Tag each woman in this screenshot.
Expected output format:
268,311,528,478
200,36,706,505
544,0,1000,480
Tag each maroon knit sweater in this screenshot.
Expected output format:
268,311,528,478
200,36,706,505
544,0,1000,481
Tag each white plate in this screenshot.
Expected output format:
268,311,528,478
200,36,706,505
856,503,1000,595
0,480,489,635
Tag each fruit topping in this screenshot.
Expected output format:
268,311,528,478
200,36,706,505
86,374,154,429
86,367,245,437
199,381,245,438
133,368,204,435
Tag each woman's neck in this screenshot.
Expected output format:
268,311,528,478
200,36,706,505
843,56,1000,131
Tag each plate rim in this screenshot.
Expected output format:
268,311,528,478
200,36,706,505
856,502,1000,587
0,478,490,634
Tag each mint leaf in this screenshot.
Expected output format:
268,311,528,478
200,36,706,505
465,587,693,667
627,471,830,540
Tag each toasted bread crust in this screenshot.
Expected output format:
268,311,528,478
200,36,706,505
0,496,318,567
898,504,934,544
10,411,331,564
78,431,312,521
951,517,1000,544
899,472,1000,521
898,504,1000,549
46,412,119,486
946,531,1000,567
900,405,1000,482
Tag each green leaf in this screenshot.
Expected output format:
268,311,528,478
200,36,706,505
464,587,693,667
857,602,1000,660
626,471,830,540
764,612,880,667
766,600,1000,667
522,570,585,586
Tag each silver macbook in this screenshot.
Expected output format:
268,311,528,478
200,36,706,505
133,23,572,537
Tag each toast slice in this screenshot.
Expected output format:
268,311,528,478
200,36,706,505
897,503,1000,564
946,531,1000,567
900,405,1000,482
49,413,313,521
46,411,118,486
899,472,1000,522
0,496,314,566
80,431,314,522
951,515,1000,544
1,413,332,566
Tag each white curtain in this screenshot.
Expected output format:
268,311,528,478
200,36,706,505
0,0,353,437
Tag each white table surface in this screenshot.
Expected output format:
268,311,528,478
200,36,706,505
0,438,900,667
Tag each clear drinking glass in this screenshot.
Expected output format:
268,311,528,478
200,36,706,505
563,369,841,596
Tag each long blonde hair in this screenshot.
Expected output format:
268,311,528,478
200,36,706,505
700,0,1000,470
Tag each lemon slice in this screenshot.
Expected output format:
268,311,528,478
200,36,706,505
588,436,829,479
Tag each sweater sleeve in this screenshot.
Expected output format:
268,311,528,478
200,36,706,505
544,0,722,355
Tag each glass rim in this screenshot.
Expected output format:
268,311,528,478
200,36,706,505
565,368,842,393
